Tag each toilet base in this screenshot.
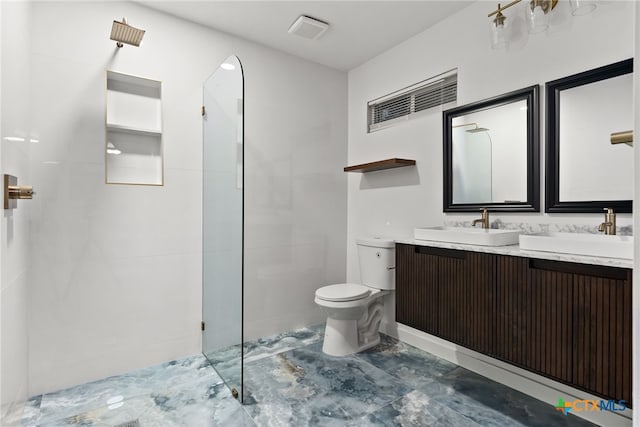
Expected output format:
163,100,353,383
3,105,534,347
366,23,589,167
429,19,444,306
320,299,385,356
322,318,381,356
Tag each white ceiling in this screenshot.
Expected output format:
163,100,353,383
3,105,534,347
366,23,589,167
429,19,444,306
140,1,474,71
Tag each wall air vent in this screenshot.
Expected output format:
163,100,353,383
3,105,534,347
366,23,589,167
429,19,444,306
367,69,457,133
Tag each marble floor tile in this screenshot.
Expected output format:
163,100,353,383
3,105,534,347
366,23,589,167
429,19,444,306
19,326,609,427
35,355,222,425
19,396,42,427
204,344,242,393
37,378,254,427
243,342,411,426
242,325,324,364
354,335,459,389
3,399,31,427
354,390,483,427
354,335,595,427
418,367,596,427
205,325,325,396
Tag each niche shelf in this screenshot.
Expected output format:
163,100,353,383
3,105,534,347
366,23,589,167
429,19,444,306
106,123,162,137
344,158,416,173
106,70,163,186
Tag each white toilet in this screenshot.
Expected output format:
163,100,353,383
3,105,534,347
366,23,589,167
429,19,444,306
315,237,395,356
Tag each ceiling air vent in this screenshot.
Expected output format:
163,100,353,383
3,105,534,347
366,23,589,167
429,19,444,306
288,15,329,40
367,69,457,133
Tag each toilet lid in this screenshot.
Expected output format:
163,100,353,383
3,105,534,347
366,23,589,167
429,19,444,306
316,283,371,302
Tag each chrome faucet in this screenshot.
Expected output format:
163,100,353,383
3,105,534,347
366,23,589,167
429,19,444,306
472,208,490,229
597,208,616,235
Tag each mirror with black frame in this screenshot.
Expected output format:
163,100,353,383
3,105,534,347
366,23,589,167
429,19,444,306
546,58,633,213
443,85,540,212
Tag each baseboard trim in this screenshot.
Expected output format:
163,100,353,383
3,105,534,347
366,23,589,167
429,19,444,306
380,321,632,427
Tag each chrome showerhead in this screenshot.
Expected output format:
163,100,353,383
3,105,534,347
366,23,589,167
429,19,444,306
110,18,145,48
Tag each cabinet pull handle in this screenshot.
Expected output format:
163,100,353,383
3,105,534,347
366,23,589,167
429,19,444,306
529,258,628,280
414,245,466,260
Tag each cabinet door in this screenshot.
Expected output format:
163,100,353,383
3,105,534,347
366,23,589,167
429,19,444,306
494,255,532,368
496,256,632,405
494,255,574,381
524,259,575,386
396,244,440,336
572,264,632,406
396,244,494,355
437,250,494,355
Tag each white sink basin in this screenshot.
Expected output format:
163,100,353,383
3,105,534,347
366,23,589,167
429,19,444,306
414,226,521,247
519,232,633,260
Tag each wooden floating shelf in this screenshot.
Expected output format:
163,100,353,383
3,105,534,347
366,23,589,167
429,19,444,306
344,158,416,173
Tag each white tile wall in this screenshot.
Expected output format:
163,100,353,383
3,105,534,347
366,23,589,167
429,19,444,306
241,46,348,340
20,1,347,395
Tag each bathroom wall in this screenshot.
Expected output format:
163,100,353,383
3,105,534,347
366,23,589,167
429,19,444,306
24,2,346,395
241,37,348,340
346,2,634,286
1,1,33,424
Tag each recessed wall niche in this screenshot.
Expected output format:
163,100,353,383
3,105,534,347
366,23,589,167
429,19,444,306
106,71,163,185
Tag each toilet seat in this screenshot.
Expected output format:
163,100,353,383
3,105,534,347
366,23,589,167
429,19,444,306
315,283,371,302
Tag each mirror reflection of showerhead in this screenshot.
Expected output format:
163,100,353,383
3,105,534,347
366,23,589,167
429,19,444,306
110,17,145,48
466,123,490,133
452,123,490,133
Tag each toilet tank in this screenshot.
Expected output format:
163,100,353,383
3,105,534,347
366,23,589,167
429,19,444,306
356,237,395,290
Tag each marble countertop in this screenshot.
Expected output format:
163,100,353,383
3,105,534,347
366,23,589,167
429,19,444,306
395,238,633,269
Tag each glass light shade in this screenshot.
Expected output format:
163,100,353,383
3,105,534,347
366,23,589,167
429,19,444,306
569,0,596,16
491,22,509,50
527,4,549,34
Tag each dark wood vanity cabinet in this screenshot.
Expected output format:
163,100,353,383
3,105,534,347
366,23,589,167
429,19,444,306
494,256,577,385
571,264,632,407
396,244,495,355
396,243,632,406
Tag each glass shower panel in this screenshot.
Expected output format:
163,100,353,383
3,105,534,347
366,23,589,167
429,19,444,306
202,55,244,401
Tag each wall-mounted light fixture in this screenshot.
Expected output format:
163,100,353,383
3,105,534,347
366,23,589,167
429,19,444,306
569,0,597,16
526,0,557,34
489,3,510,49
488,0,596,49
